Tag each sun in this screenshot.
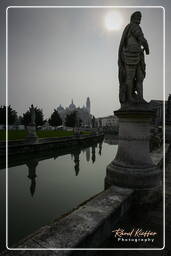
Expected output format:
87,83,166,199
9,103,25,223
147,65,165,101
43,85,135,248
105,11,123,31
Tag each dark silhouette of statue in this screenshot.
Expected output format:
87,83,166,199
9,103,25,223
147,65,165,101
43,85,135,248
166,94,171,122
118,11,149,105
91,144,96,164
29,104,36,125
98,141,103,155
26,160,38,197
73,149,81,176
92,116,96,128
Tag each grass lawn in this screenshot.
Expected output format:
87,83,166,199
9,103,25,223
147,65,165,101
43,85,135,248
0,130,90,141
0,130,28,141
38,130,74,138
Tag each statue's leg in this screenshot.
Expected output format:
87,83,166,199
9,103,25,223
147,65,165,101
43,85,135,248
126,65,136,102
136,64,144,100
119,66,127,104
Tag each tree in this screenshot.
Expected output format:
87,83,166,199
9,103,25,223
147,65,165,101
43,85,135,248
78,118,82,127
21,106,44,127
21,111,31,126
48,110,62,128
0,105,5,125
65,111,77,128
0,105,17,125
35,107,44,126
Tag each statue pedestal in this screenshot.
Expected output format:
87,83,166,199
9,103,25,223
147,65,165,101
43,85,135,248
74,127,80,137
26,124,38,143
105,107,161,204
166,121,171,143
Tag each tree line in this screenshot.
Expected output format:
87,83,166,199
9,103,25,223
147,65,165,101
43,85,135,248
0,105,83,129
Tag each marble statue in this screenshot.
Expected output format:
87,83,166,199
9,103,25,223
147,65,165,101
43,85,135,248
118,11,149,105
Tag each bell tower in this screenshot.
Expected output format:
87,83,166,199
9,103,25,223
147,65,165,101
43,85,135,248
86,97,90,114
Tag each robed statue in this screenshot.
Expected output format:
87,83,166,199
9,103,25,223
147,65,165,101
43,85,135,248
118,11,149,105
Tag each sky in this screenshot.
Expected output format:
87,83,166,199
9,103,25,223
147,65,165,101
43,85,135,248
0,0,170,119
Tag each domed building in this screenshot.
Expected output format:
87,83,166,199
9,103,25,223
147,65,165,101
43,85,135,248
57,97,92,127
68,99,76,111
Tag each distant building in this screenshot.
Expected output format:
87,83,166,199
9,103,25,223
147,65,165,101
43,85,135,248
96,115,118,127
143,96,171,127
96,115,119,133
57,97,92,127
149,100,164,126
41,121,54,130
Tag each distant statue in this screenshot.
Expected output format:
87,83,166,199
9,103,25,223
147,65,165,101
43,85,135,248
92,116,96,128
118,11,150,105
29,104,36,125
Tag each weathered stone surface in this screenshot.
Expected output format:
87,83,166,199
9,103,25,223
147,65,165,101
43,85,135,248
106,109,161,189
166,124,171,143
100,144,169,251
3,186,133,254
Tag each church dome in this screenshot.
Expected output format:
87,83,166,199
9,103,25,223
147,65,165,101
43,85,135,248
69,100,76,110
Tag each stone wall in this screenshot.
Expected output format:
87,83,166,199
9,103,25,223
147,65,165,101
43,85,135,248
5,186,133,254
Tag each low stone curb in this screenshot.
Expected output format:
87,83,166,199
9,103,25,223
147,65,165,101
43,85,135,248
4,186,133,255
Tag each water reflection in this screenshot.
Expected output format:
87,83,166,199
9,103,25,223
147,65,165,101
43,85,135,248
5,140,105,197
104,134,119,145
98,141,103,155
73,149,81,176
91,144,96,163
4,137,120,247
86,147,90,162
26,160,38,197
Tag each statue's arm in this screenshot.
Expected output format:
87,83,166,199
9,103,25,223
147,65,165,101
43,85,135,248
118,43,124,66
118,25,130,66
139,34,150,55
132,24,150,55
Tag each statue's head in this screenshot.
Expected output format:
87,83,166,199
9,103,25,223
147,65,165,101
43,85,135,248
130,11,142,24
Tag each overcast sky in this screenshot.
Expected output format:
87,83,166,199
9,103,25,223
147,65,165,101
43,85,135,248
0,0,170,119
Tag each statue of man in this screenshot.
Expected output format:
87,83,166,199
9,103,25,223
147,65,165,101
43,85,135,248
118,11,149,105
29,104,36,125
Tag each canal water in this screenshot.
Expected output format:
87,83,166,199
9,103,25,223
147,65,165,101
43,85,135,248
0,138,118,249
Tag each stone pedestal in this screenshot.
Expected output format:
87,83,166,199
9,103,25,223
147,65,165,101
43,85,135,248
106,107,161,191
26,125,38,143
74,127,80,137
166,121,171,143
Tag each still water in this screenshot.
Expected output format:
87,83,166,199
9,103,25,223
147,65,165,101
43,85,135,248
0,138,118,248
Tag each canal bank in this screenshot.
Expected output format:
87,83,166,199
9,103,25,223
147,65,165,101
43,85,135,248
0,134,104,157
